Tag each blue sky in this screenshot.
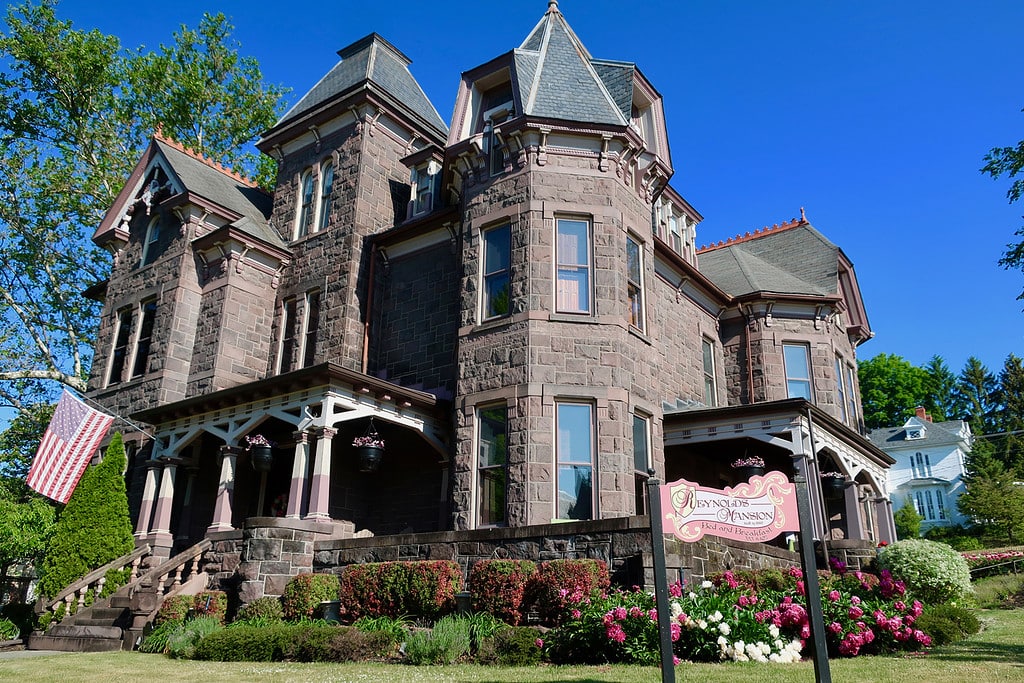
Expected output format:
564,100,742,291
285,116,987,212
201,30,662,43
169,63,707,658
58,0,1024,376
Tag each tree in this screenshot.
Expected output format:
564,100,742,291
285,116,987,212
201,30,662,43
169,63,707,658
958,438,1024,544
953,356,998,436
0,1,286,415
0,493,55,596
857,353,930,429
37,432,134,598
982,109,1024,300
922,355,957,422
893,498,923,540
993,353,1024,473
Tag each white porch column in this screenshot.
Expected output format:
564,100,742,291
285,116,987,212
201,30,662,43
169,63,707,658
134,461,160,540
305,427,335,523
843,482,866,540
207,446,240,533
149,461,178,551
287,430,312,519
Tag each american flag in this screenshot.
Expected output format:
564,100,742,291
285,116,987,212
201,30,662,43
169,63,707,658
26,389,114,504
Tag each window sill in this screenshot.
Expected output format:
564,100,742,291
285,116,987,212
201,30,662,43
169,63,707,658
628,325,653,346
548,312,598,324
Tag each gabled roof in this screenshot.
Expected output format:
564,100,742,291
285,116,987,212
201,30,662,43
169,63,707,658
274,33,447,137
867,419,972,450
513,2,630,126
697,217,840,298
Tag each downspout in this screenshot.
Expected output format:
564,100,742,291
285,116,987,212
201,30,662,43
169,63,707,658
361,243,377,373
805,406,830,564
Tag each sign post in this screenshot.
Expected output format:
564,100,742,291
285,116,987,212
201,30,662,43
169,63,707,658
792,459,832,683
646,474,676,683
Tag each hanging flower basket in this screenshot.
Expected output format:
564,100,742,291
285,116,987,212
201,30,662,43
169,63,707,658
353,420,385,474
730,456,765,481
245,434,276,473
821,471,847,497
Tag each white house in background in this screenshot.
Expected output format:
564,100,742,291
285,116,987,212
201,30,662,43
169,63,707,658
868,407,971,534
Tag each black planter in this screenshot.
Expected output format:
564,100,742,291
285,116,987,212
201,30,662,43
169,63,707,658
356,445,383,473
733,465,764,482
822,476,847,498
250,445,273,473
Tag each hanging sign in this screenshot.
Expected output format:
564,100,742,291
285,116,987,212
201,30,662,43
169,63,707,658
659,471,798,543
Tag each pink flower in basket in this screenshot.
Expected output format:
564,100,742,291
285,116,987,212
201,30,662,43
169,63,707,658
352,434,385,449
730,456,764,469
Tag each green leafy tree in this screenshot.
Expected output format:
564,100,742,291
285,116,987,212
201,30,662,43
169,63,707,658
922,355,957,423
982,109,1024,300
0,403,53,495
958,439,1024,544
0,0,285,416
0,493,55,594
953,356,998,436
893,499,923,540
37,432,134,598
857,353,930,429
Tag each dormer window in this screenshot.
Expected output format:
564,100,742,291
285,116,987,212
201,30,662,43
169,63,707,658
140,216,161,266
295,170,315,238
477,79,513,177
906,428,924,440
410,160,441,217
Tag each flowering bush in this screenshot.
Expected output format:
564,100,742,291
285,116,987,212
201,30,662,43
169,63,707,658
527,559,610,626
339,560,462,621
544,566,935,665
877,539,973,605
469,559,537,625
731,456,765,469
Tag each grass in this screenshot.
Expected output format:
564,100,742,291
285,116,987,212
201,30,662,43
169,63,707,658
2,609,1023,682
972,572,1024,608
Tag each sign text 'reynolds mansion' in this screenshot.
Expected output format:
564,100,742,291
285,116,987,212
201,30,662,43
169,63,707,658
659,472,799,543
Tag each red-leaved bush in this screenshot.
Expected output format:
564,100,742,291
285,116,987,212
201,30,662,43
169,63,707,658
338,560,462,621
192,590,228,624
470,559,537,625
528,559,610,626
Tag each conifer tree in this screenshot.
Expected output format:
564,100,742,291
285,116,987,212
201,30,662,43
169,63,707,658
994,353,1024,473
958,438,1024,544
37,432,134,598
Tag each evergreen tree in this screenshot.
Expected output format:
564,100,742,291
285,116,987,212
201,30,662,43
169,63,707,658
37,432,134,598
893,498,923,540
953,356,998,435
922,355,958,422
994,353,1024,474
958,438,1024,544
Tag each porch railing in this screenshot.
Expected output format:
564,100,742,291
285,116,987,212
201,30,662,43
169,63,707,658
127,539,213,625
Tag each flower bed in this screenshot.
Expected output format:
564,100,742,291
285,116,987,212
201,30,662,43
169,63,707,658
961,549,1024,573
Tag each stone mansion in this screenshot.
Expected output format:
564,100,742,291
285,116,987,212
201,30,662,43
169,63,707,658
85,1,895,573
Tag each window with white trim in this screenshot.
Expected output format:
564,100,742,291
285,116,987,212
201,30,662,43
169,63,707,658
555,218,591,314
316,161,334,231
107,308,133,386
836,356,848,423
301,289,320,368
410,160,441,216
481,224,511,320
278,297,298,373
556,402,594,520
295,170,315,239
783,343,812,400
913,488,946,521
912,452,932,478
633,413,650,515
626,235,644,331
702,338,718,407
477,405,507,526
845,364,858,426
131,299,157,379
141,216,162,266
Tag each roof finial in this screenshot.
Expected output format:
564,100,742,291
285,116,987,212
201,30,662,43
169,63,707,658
799,206,807,222
547,0,559,13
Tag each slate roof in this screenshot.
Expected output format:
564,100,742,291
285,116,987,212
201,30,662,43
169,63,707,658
154,138,285,251
867,420,970,450
697,219,840,298
276,33,447,137
514,3,631,126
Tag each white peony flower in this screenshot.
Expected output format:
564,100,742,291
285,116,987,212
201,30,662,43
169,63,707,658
701,580,714,589
769,624,780,639
711,610,723,622
718,622,731,635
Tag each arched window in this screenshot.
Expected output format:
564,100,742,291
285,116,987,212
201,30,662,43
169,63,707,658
317,161,334,231
295,170,315,238
141,216,161,266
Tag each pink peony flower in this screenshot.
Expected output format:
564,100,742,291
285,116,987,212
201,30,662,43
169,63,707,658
535,638,544,649
828,590,841,602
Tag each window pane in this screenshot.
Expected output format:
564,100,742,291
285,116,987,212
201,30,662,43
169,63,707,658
557,219,589,266
483,225,511,319
484,225,510,273
836,358,848,422
478,405,507,526
557,465,592,520
557,403,592,463
784,344,811,400
626,238,641,282
317,163,334,231
302,291,320,368
556,267,589,312
632,414,649,472
478,406,507,468
132,300,157,378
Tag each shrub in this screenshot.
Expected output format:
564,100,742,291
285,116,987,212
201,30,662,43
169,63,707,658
139,618,182,654
915,603,981,646
235,596,283,623
193,624,290,661
37,433,135,598
527,559,610,625
155,594,193,625
894,499,923,539
339,561,462,621
403,615,472,665
0,617,20,640
0,602,35,638
469,559,536,625
165,616,223,659
192,591,228,624
877,539,973,604
494,626,543,666
282,573,340,620
353,614,410,648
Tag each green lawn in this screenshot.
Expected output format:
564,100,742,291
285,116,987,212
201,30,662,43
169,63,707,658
3,609,1023,683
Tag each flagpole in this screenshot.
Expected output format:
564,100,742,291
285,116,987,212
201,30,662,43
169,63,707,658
72,389,158,441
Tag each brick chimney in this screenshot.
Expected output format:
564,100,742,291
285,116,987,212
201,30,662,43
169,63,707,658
914,406,932,423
